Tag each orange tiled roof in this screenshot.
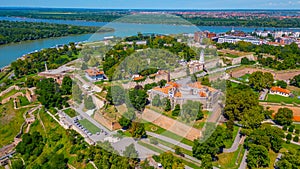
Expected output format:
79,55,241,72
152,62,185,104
188,82,203,89
294,116,300,122
153,86,172,94
199,91,207,97
133,76,144,81
270,86,291,94
174,92,182,97
86,68,104,76
167,81,180,88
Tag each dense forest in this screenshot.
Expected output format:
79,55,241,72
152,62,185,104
1,9,300,27
0,20,113,45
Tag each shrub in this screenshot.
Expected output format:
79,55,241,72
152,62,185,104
293,136,299,142
295,129,300,134
286,133,292,140
283,125,288,131
288,126,295,133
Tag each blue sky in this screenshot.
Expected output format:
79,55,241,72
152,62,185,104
1,0,300,9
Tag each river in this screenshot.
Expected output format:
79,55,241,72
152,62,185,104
0,16,299,68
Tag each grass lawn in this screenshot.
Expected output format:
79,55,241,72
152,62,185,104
0,101,29,148
224,126,239,148
266,94,300,104
0,88,18,101
149,136,193,156
143,120,194,146
293,123,300,130
79,119,100,134
237,74,250,83
138,141,165,154
18,96,31,107
213,144,244,169
281,142,300,153
63,108,78,118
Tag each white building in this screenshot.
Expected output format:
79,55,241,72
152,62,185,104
270,86,291,97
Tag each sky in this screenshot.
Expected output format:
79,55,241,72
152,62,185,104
1,0,300,9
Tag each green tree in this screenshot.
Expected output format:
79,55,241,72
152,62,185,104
276,80,287,89
119,111,136,129
106,85,126,105
286,133,292,140
129,88,148,111
249,71,274,91
290,74,300,88
181,100,203,122
246,145,270,169
11,159,25,169
193,126,227,160
240,106,265,129
152,94,161,107
84,96,95,110
163,98,171,111
274,108,293,126
123,143,138,159
275,149,300,169
191,73,197,82
200,154,213,169
293,136,299,142
276,159,293,169
241,57,250,65
131,122,147,139
159,152,185,169
72,84,83,104
61,76,72,95
172,104,181,116
244,125,284,152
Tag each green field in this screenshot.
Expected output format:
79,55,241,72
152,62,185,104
79,119,100,134
0,101,28,148
213,144,245,169
143,120,194,146
237,74,250,83
17,96,31,107
63,108,78,118
266,94,300,104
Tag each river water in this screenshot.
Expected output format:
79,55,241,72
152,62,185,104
0,16,299,68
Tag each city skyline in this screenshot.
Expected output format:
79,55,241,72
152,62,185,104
1,0,300,9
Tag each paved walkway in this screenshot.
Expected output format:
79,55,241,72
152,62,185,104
223,128,243,153
238,150,248,169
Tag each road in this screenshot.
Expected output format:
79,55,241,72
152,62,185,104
223,128,242,153
259,89,268,101
238,150,248,169
146,131,192,151
111,137,158,159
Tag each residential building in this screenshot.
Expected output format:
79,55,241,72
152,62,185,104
85,68,105,81
270,86,291,97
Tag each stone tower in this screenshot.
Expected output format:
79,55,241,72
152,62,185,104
199,50,205,64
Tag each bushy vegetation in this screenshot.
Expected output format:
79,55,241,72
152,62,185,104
11,42,79,77
0,20,112,45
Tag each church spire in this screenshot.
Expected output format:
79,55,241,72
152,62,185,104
199,49,205,64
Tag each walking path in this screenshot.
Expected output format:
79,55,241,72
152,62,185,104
238,150,248,169
223,128,244,153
